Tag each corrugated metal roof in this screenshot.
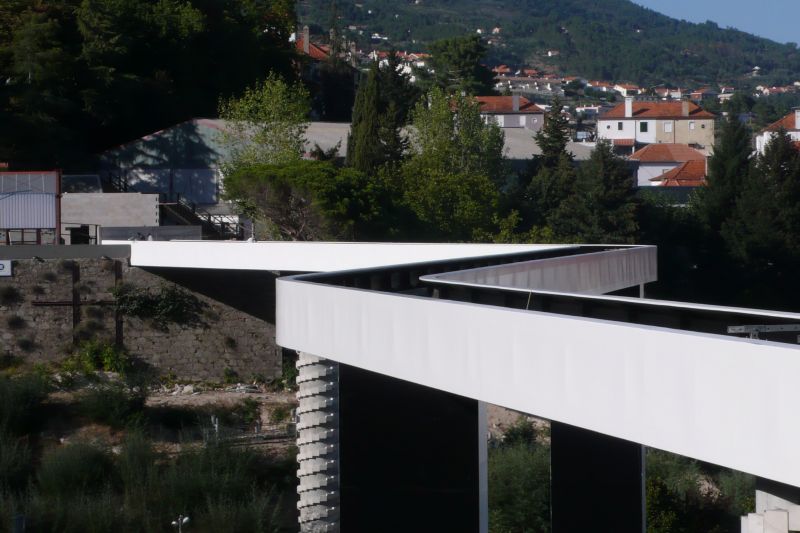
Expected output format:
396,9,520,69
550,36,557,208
0,172,59,194
0,192,56,228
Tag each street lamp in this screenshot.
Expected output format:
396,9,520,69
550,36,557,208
171,515,190,533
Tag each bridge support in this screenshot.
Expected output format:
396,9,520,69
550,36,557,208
551,421,645,533
296,354,484,533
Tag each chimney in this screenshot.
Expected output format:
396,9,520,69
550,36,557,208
512,94,520,112
682,99,690,117
624,96,633,118
303,25,310,55
794,107,800,128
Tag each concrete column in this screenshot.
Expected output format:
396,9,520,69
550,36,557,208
296,352,340,533
551,421,645,532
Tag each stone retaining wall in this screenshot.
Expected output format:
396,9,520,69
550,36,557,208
0,256,279,381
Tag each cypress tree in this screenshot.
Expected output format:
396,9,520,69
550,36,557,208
534,98,571,170
346,62,383,172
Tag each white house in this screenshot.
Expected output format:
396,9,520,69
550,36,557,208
475,95,545,131
629,143,706,187
755,108,800,154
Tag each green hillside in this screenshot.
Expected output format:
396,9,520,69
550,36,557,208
298,0,800,87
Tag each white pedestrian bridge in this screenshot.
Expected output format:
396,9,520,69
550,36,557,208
117,240,800,533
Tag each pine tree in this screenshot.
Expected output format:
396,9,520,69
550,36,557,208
695,114,751,232
534,98,571,170
557,140,637,242
346,62,383,172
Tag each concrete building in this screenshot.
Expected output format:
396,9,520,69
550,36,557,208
61,192,160,244
598,97,716,153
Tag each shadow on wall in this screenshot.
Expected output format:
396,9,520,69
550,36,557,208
98,120,223,205
142,267,281,323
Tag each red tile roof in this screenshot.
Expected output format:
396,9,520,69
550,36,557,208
613,139,635,146
630,143,706,163
602,100,716,119
651,160,707,187
763,111,799,132
295,39,329,61
475,96,544,114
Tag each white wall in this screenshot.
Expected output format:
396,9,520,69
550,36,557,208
597,119,636,141
636,120,657,143
636,163,678,186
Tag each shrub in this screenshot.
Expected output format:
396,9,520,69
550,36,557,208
223,367,239,384
0,432,33,493
78,384,146,429
63,340,129,375
502,416,538,448
0,286,22,305
269,404,291,424
6,315,26,330
488,443,551,533
38,443,114,498
113,283,204,328
0,374,49,435
16,338,35,352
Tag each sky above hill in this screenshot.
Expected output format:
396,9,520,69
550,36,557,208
633,0,800,44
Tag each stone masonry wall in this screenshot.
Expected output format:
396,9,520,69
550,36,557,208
0,257,280,381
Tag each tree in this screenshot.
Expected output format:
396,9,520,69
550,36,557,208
346,63,384,172
222,160,390,241
534,98,571,170
401,88,505,240
217,73,310,177
421,35,495,96
694,114,752,233
556,140,638,243
722,130,800,269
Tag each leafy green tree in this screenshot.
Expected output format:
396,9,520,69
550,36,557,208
694,115,752,233
218,73,310,176
421,34,495,96
401,88,505,240
534,98,571,171
223,160,390,240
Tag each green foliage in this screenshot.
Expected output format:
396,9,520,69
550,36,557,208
113,283,204,328
0,374,49,436
269,404,291,424
347,63,384,172
534,98,572,171
420,34,495,95
299,0,800,88
218,73,310,176
78,383,146,429
38,443,114,498
1,0,297,168
224,159,392,240
488,443,551,533
501,417,538,448
63,340,130,375
223,367,240,384
0,431,33,493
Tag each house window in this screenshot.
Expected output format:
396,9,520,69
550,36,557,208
689,121,696,130
701,124,706,129
640,122,648,133
664,122,673,133
617,122,623,130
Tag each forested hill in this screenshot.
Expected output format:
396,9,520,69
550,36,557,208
299,0,800,86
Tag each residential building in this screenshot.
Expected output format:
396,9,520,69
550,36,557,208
597,97,716,153
614,84,641,97
755,108,800,154
629,143,707,187
476,95,545,130
0,171,60,245
650,160,707,187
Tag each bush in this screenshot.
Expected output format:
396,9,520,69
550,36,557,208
269,404,291,424
501,416,538,448
0,374,49,435
489,443,551,533
113,283,205,328
0,285,22,305
38,443,114,498
0,432,33,493
62,340,129,375
78,384,146,429
223,367,239,384
6,315,26,330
